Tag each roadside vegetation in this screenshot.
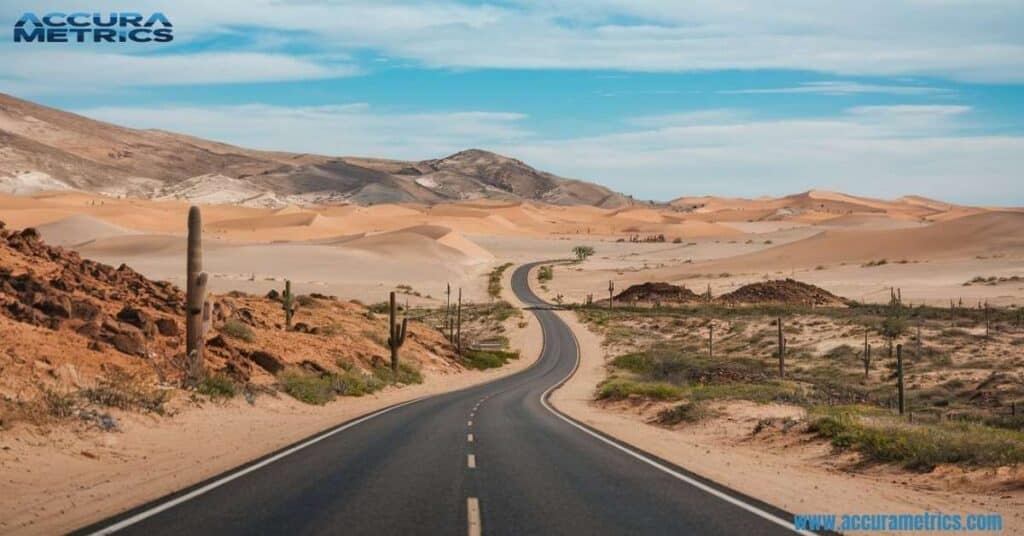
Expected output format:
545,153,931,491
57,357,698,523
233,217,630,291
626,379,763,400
488,262,513,299
279,362,423,405
578,298,1024,470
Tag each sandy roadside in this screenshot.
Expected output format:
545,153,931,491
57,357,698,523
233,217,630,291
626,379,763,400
0,265,543,536
547,310,1024,535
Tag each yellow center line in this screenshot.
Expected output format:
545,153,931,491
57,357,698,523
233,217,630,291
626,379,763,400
467,497,481,536
467,454,476,469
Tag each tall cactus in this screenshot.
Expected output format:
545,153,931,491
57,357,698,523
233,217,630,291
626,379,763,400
185,206,209,385
608,280,614,311
862,328,871,378
388,291,408,373
456,288,463,356
896,344,905,416
282,279,296,330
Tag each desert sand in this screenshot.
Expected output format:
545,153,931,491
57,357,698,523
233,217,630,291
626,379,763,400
1,187,1021,534
3,189,1019,309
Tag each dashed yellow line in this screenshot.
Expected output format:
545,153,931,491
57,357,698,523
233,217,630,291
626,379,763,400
467,497,481,536
467,454,476,469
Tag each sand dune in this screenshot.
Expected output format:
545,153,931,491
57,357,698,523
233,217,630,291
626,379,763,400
658,211,1024,275
344,225,494,264
35,214,138,247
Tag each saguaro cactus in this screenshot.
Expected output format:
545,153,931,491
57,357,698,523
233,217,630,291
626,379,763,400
708,323,714,359
896,344,905,416
777,317,786,378
282,279,296,330
185,206,209,385
456,288,463,356
862,329,871,378
608,280,614,311
388,291,407,373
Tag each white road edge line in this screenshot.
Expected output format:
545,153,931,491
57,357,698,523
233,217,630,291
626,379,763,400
467,497,482,536
85,396,427,535
467,454,477,469
537,310,813,536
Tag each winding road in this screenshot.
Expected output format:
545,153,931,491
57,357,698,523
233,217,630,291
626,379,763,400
78,262,803,535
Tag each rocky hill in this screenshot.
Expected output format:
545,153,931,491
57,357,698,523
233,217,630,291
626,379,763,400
0,93,631,208
0,219,460,424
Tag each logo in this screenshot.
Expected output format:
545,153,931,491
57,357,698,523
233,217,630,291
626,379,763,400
13,12,173,43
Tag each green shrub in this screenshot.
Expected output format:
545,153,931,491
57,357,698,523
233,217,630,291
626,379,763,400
372,362,423,385
487,263,513,299
332,370,385,397
221,319,256,342
197,373,237,399
462,349,519,370
537,265,553,282
279,372,336,405
597,379,683,401
809,407,1024,470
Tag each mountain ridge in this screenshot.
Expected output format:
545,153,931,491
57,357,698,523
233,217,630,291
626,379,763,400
0,93,632,208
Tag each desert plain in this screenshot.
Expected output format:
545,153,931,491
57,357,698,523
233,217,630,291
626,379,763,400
1,187,1022,533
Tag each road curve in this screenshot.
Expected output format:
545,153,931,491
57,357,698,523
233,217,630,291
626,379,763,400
77,262,801,536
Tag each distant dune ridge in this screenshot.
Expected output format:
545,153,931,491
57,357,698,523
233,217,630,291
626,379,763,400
0,93,631,208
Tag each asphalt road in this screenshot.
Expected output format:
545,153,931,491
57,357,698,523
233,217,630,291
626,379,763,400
79,262,802,536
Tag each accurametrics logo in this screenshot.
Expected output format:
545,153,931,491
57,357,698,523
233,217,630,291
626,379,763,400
13,12,173,43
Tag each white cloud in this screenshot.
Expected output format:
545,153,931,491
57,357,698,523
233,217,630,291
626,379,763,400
0,50,355,89
2,1,1023,83
77,103,530,159
720,81,948,96
73,101,1024,206
496,104,1023,205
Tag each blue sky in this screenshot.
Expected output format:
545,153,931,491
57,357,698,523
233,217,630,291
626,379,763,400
2,1,1023,205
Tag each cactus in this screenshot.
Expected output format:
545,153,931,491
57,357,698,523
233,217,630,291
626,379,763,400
388,291,407,373
282,279,296,330
608,280,614,311
456,288,463,356
862,329,871,378
896,344,905,416
708,323,714,359
777,317,785,378
185,206,209,385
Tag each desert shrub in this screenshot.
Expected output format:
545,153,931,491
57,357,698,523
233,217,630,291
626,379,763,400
372,362,423,385
279,372,335,405
487,263,513,298
82,370,168,414
319,323,345,336
197,373,237,399
221,319,256,342
296,295,317,307
572,245,595,261
42,388,76,418
880,316,906,339
537,265,554,282
332,370,385,397
823,344,859,364
462,349,519,370
809,406,1024,469
597,378,683,401
657,401,717,424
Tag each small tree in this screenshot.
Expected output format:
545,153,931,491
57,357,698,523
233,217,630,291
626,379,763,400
572,245,595,262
